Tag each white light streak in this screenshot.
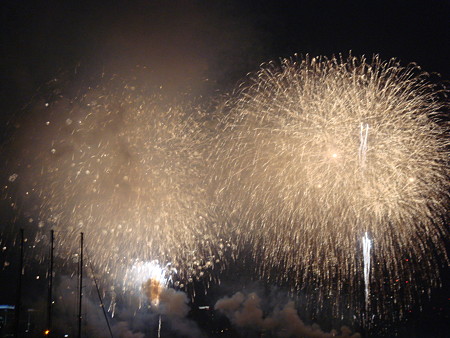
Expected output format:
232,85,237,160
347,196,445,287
362,232,371,307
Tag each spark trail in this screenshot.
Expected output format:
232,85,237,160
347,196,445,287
211,55,450,320
362,232,371,314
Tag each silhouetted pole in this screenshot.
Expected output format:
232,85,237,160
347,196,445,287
89,260,114,338
47,230,54,335
14,229,24,338
78,232,83,338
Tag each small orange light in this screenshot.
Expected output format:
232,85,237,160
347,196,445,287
44,329,50,335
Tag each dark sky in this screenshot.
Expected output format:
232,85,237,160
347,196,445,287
1,0,449,337
2,0,450,116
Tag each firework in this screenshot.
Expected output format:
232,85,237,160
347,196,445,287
211,55,450,319
3,56,449,324
3,69,222,290
135,261,170,306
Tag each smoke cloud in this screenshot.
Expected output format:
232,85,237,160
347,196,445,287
155,288,204,337
111,321,145,338
215,292,360,338
51,275,203,337
156,288,190,318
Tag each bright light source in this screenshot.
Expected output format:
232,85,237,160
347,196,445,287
44,330,50,335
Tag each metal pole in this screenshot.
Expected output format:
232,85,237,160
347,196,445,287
14,228,24,338
89,260,114,338
78,232,83,338
47,230,54,335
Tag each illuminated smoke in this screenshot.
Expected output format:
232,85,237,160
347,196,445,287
214,291,360,337
138,261,193,337
3,69,222,291
211,55,449,319
133,260,170,306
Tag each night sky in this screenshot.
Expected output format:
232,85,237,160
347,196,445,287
1,1,449,337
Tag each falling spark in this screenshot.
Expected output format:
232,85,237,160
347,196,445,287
358,123,369,169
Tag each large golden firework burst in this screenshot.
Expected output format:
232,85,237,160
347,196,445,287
211,55,449,318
